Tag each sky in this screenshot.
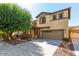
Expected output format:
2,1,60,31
17,3,79,26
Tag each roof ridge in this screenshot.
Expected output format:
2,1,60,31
36,7,71,18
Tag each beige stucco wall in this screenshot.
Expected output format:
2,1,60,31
63,10,69,18
49,19,68,29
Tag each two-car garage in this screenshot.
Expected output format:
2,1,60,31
40,30,64,40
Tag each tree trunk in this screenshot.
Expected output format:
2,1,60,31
4,31,14,40
9,32,14,40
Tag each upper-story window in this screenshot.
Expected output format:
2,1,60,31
58,13,63,19
53,14,57,20
39,17,46,24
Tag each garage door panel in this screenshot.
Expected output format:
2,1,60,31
71,32,79,39
41,30,64,40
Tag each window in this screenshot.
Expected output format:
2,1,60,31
39,17,46,24
42,17,46,24
58,13,63,19
53,14,57,20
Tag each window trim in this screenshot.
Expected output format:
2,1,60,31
58,12,64,19
39,17,42,24
53,14,57,20
39,17,46,24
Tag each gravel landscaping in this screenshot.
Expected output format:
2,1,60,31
53,42,75,56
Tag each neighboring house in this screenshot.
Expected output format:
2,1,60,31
69,26,79,39
31,8,71,40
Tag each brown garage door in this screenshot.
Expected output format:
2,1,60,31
41,30,64,40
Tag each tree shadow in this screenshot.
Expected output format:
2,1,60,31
2,39,32,45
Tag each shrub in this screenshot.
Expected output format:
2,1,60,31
63,38,69,42
0,31,7,40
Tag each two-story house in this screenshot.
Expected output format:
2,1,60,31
31,8,71,40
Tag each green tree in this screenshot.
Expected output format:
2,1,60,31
0,3,32,40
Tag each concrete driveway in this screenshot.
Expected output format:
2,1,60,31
72,39,79,56
0,39,62,56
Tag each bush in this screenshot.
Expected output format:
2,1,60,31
0,31,7,40
63,38,69,42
